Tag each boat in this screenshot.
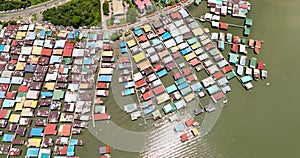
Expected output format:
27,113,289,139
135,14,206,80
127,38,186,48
245,67,252,75
249,57,257,69
218,41,225,50
121,88,135,96
244,82,253,90
261,70,268,79
219,32,225,41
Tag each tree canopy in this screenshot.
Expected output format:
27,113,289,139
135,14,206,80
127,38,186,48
0,0,49,11
42,0,101,28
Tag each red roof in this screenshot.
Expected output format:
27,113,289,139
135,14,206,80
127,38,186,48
183,67,192,76
154,64,164,72
173,72,181,80
61,146,68,155
94,113,111,121
135,79,147,88
44,124,57,135
180,133,188,142
231,44,238,53
187,74,196,82
254,47,260,54
206,43,213,50
222,65,233,73
6,92,15,99
213,71,224,80
212,91,225,101
103,45,112,51
257,62,265,70
255,40,262,48
189,58,200,66
64,42,74,49
185,118,195,127
142,90,154,100
97,82,109,89
18,86,29,92
170,12,182,20
0,84,9,91
63,48,73,57
120,57,129,63
0,109,9,119
41,48,52,56
219,22,228,30
233,36,240,43
153,85,165,95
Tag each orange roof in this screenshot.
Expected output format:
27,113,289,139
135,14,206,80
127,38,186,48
61,124,72,136
61,146,68,155
138,35,147,43
41,48,52,56
18,86,29,92
63,48,73,57
213,71,224,80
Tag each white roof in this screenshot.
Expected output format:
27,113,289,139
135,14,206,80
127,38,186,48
211,33,219,40
133,72,143,81
54,40,66,49
164,39,176,48
21,46,32,55
202,76,215,87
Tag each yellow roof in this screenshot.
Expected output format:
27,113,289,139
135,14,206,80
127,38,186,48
192,28,204,36
44,82,55,91
133,52,146,63
102,51,113,57
9,114,20,123
15,62,26,71
28,138,41,147
112,0,124,15
15,102,24,111
79,83,89,89
127,39,136,48
191,42,201,50
31,46,42,55
170,46,179,53
143,24,152,33
184,52,196,61
29,56,39,64
21,108,33,117
16,32,26,39
192,127,199,136
24,100,37,108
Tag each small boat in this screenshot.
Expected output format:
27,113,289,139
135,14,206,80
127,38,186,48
253,69,260,80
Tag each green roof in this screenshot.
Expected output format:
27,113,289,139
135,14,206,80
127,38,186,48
249,58,257,68
163,103,176,114
245,18,253,26
226,71,236,80
52,90,65,100
244,28,250,36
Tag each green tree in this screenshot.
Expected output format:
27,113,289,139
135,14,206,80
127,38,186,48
103,1,110,16
126,8,138,23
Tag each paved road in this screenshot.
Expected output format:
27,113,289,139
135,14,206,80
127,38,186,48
0,0,70,20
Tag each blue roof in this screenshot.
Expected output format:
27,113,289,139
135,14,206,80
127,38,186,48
133,28,143,36
0,91,5,98
166,84,177,93
98,75,112,82
27,148,39,157
25,64,36,72
174,123,185,132
67,30,79,39
83,58,91,64
67,145,75,156
143,106,155,115
0,77,10,84
120,42,126,48
152,38,161,46
39,30,46,39
41,92,53,98
162,32,171,41
157,69,168,78
241,75,253,83
181,47,192,55
2,134,13,142
187,37,197,45
0,45,4,52
177,82,189,90
30,128,43,137
70,139,78,146
121,48,127,53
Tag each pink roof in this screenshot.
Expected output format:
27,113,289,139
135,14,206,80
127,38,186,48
144,0,152,6
185,118,194,127
257,62,265,70
0,109,9,119
94,113,110,121
142,90,154,100
153,85,165,95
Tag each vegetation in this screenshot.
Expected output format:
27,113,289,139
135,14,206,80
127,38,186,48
0,0,49,11
42,0,101,28
126,8,138,23
124,0,134,8
103,0,110,16
0,20,17,27
110,32,122,41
